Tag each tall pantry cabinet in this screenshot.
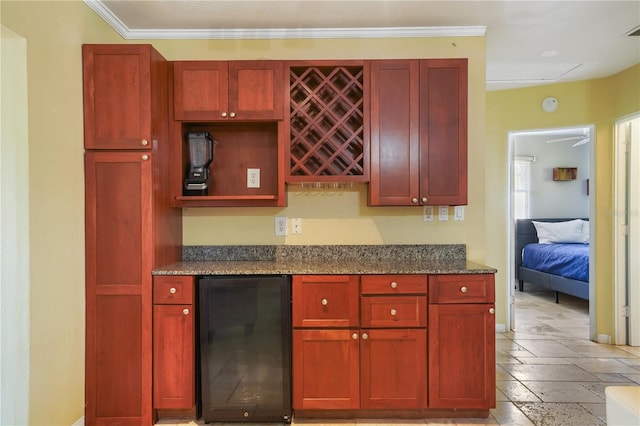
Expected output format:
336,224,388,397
83,44,182,425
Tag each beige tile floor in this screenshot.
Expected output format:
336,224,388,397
157,284,640,426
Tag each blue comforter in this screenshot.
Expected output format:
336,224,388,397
522,243,589,282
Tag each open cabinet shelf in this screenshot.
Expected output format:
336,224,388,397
170,121,286,207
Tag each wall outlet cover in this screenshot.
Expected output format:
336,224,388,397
275,216,287,236
247,168,260,188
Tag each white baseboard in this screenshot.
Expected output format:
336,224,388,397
597,334,612,345
496,323,506,333
72,416,84,426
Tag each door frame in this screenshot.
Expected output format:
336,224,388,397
614,112,640,346
506,125,596,338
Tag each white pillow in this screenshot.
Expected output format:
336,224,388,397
580,219,590,243
532,219,586,244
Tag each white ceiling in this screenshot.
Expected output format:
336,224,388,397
86,0,640,91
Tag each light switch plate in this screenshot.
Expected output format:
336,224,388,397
454,206,465,221
438,206,449,221
423,206,434,222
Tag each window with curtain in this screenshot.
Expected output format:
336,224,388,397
514,156,534,219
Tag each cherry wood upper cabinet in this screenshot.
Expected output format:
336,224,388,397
369,60,420,205
83,44,165,150
419,59,468,206
173,61,284,121
369,59,468,206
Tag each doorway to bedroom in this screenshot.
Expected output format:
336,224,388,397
508,125,595,338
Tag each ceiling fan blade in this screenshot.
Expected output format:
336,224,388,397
572,138,590,147
546,136,587,143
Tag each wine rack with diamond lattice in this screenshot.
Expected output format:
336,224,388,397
287,63,369,182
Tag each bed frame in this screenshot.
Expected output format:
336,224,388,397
515,218,590,303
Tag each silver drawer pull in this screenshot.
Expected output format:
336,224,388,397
390,309,397,316
489,308,495,315
183,308,189,315
141,154,149,161
141,139,148,146
352,333,358,340
390,281,398,289
169,287,177,294
321,298,328,306
361,333,368,340
460,286,468,293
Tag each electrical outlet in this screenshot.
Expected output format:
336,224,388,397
247,168,260,188
275,216,287,236
423,206,434,222
438,206,449,221
291,218,302,234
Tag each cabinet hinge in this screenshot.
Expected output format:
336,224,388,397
622,224,629,236
623,305,631,317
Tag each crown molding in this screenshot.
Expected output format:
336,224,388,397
84,0,485,40
84,0,130,39
124,26,486,40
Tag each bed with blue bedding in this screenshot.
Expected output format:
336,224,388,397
516,218,590,303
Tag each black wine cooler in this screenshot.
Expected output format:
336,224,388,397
199,275,292,423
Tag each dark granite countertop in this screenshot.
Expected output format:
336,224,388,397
152,245,497,276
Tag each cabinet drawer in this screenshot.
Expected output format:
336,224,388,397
361,296,427,328
361,275,427,295
428,274,495,304
153,276,194,305
292,275,360,328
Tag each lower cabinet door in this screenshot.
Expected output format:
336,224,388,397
428,304,496,409
360,328,427,409
292,329,359,409
153,304,194,409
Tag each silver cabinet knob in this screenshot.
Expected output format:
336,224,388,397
141,154,149,161
183,308,189,315
460,286,468,293
412,197,418,204
321,298,328,306
390,281,398,289
361,333,369,340
422,197,428,203
221,111,228,118
352,333,358,340
489,308,495,314
169,287,177,294
141,139,148,146
229,112,236,118
390,309,397,316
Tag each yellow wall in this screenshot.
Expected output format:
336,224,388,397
486,64,640,341
1,1,122,424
